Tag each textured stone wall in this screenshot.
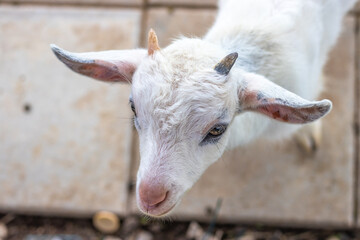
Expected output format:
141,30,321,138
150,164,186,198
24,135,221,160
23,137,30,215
0,0,359,228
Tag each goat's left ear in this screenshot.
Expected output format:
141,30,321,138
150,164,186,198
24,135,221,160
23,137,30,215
238,72,332,124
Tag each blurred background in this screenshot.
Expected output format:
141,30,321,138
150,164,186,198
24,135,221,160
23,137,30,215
0,0,360,239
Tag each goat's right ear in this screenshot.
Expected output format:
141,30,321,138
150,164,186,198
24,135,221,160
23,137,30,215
238,72,332,124
50,44,147,83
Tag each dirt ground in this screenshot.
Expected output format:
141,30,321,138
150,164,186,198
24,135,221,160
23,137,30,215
1,213,359,240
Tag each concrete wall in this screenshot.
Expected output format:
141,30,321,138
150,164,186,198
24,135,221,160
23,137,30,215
0,0,359,228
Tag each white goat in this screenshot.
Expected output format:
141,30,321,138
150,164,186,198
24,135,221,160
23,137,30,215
51,0,356,217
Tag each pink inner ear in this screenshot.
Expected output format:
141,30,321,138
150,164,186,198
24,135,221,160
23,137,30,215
253,102,329,124
51,45,147,84
74,60,135,83
255,104,302,123
238,72,331,124
55,49,136,83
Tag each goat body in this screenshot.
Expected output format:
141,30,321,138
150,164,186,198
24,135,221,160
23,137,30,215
51,0,356,217
208,0,355,147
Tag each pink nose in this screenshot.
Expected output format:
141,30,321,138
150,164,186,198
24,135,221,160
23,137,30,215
139,181,168,208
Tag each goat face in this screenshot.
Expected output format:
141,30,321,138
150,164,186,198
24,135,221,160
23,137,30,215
131,43,238,216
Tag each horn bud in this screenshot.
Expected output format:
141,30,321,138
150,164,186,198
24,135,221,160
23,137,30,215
148,28,160,55
214,52,238,75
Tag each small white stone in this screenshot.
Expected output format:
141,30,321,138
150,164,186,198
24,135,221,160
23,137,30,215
135,230,153,240
238,233,255,240
0,223,8,239
104,236,123,240
186,221,204,240
326,237,340,240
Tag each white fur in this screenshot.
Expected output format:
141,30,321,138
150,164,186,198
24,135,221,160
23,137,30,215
206,0,356,145
52,0,357,217
132,0,356,216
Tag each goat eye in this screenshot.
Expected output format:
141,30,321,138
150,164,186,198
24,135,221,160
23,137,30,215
208,125,226,137
130,102,136,116
200,124,228,146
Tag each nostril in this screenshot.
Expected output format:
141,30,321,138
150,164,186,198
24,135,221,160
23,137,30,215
139,181,168,208
148,190,168,207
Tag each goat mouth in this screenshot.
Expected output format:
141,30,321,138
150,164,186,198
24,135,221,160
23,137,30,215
144,202,177,218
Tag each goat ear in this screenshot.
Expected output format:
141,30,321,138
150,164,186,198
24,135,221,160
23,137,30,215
50,44,147,83
238,72,332,124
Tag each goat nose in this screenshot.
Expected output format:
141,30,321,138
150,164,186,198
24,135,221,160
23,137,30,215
139,181,168,207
